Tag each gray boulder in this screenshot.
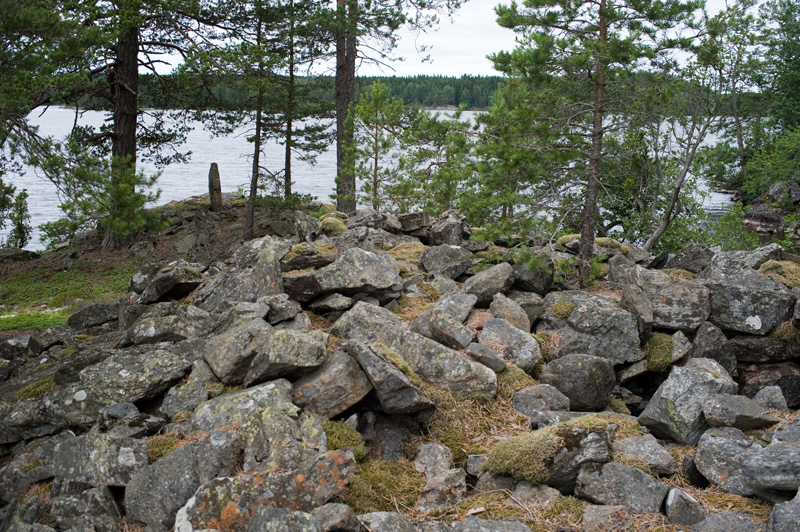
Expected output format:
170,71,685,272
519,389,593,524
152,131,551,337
281,242,338,272
691,512,766,532
480,318,541,374
627,266,711,332
420,244,472,279
743,442,800,492
311,503,361,532
67,302,119,330
539,291,642,365
639,358,738,444
464,343,507,373
489,293,530,332
582,504,635,532
700,255,796,335
540,354,615,411
754,385,790,411
767,492,800,532
729,335,800,363
245,329,328,386
575,462,669,514
430,210,468,245
331,302,497,396
49,486,122,532
343,341,432,415
738,362,800,408
347,208,383,229
506,290,545,324
358,512,416,532
695,427,760,496
612,433,676,475
428,293,478,349
463,262,515,306
247,507,321,532
702,393,780,430
665,243,715,274
292,349,374,419
159,359,219,419
117,304,215,347
398,211,433,233
52,431,147,487
666,488,706,526
175,451,356,532
203,319,273,385
314,247,402,302
511,254,554,295
692,321,737,374
137,260,206,304
125,430,238,529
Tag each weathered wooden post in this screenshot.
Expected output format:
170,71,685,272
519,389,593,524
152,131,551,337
208,163,223,212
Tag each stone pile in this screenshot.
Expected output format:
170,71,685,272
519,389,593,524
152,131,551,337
2,207,800,532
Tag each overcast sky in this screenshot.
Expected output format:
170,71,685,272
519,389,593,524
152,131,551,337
356,0,730,78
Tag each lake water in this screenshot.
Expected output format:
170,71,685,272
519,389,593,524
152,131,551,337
3,108,733,250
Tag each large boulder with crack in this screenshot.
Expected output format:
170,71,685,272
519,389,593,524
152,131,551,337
480,318,541,374
538,291,642,365
699,255,796,335
575,462,669,514
695,427,760,496
203,319,273,385
623,265,710,332
420,245,472,279
244,329,329,386
638,358,738,445
331,302,497,396
463,262,515,306
52,431,148,487
292,348,374,419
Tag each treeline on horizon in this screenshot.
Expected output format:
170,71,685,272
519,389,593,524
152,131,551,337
135,74,504,111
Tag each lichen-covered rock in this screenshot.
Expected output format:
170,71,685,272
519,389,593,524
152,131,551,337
702,393,779,431
281,242,338,271
283,269,324,303
117,304,214,347
539,291,643,365
512,384,570,427
331,303,497,396
80,344,194,404
137,260,206,304
612,433,676,475
292,349,374,419
729,335,800,363
311,503,361,532
125,431,239,529
204,319,273,385
244,329,328,386
193,236,289,312
463,262,515,306
506,290,545,324
480,318,541,374
691,512,766,532
512,254,554,295
540,354,615,411
247,507,322,532
430,210,468,245
309,293,354,313
420,244,472,279
67,302,119,330
767,491,800,532
263,293,303,324
52,431,148,487
314,247,402,302
626,266,710,332
160,359,219,419
700,255,796,335
414,443,466,513
428,293,478,349
359,512,417,532
344,341,432,415
695,427,760,496
692,321,737,374
575,462,669,514
639,358,738,445
174,451,356,532
743,441,800,492
464,343,506,373
665,243,715,274
49,486,122,532
398,212,433,233
754,385,790,411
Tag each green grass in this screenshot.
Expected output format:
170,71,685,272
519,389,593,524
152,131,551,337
0,309,71,331
1,260,137,309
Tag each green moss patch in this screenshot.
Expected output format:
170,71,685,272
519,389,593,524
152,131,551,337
595,237,630,256
336,459,425,515
323,420,366,461
386,242,428,261
556,234,580,246
14,378,56,402
608,397,632,415
550,301,575,319
661,268,699,280
317,216,347,237
645,333,674,372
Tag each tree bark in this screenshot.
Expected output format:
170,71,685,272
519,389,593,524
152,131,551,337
245,12,265,241
578,0,607,285
335,0,357,214
103,22,139,251
284,0,296,199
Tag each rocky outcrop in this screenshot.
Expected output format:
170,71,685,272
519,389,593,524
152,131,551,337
3,213,800,532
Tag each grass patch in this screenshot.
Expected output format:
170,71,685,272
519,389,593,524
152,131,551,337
540,495,585,526
608,397,631,415
203,381,240,399
171,410,193,422
645,332,674,372
323,420,366,461
387,242,428,261
14,378,56,402
336,459,426,515
390,285,439,322
0,309,70,331
769,320,800,343
442,491,527,522
550,301,574,319
759,260,800,288
375,343,425,388
146,432,191,463
532,332,561,362
421,364,535,467
0,260,137,311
